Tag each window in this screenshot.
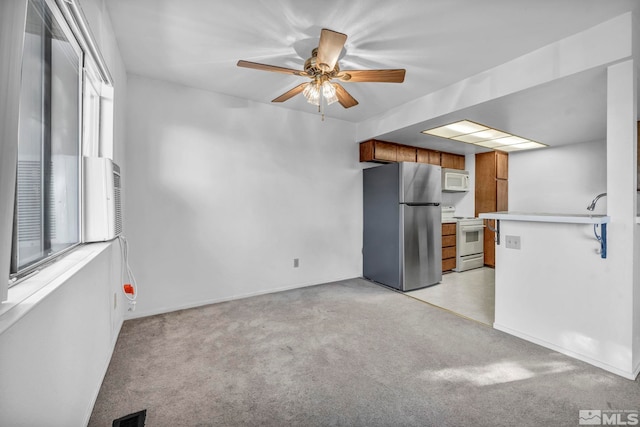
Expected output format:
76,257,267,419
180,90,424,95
8,0,114,286
11,0,83,276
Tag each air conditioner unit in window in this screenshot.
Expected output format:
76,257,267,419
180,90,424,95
83,157,122,242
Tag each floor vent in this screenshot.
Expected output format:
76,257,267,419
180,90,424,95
112,409,146,427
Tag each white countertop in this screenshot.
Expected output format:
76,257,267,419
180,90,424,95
479,211,610,224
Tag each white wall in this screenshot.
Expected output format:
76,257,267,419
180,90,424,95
509,140,607,214
492,61,638,379
124,75,362,317
0,244,122,426
441,153,476,217
631,9,640,379
0,0,128,424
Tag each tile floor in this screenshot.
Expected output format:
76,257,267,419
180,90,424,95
407,267,495,325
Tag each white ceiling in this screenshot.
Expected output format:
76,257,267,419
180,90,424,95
105,0,638,151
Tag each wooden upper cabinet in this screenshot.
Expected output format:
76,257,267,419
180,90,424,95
417,148,441,165
475,151,509,216
397,145,417,162
359,139,397,162
361,140,463,168
374,141,398,162
440,152,465,170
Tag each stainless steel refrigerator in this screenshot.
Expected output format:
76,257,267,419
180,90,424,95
363,162,442,291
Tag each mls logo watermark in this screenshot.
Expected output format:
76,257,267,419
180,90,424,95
579,410,639,425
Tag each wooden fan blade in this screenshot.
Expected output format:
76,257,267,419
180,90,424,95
338,69,406,83
272,83,308,103
317,29,347,72
237,60,305,76
334,83,358,108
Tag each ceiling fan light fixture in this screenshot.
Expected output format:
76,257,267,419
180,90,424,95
236,29,404,116
322,81,339,105
303,82,320,106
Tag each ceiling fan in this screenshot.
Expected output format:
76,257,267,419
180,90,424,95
237,29,406,114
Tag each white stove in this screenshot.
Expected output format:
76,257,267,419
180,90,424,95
441,207,485,272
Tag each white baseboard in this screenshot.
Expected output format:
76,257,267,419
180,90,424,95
494,322,638,381
125,275,360,320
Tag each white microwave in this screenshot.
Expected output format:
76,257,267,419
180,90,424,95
442,168,470,192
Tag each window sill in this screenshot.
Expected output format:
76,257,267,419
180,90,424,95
0,242,112,335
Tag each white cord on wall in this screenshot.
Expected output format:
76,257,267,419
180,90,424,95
118,235,138,311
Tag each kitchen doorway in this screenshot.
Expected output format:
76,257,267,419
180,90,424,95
406,267,495,326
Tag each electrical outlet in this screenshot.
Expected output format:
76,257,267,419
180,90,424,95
293,258,299,268
505,235,521,249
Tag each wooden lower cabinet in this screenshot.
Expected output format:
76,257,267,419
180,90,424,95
442,223,457,272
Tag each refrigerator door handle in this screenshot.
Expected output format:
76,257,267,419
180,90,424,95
405,202,440,207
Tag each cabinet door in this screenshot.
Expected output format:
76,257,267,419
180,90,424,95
373,141,397,162
397,145,417,162
496,179,508,211
441,152,465,170
428,150,441,165
474,152,497,216
417,148,438,164
484,222,496,268
496,152,508,180
359,140,374,162
416,148,429,164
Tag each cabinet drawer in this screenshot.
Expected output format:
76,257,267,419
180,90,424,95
442,223,457,236
442,235,456,247
442,258,456,272
442,246,456,260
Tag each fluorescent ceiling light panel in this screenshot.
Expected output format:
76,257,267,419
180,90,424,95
452,129,511,143
474,140,510,149
488,136,529,145
447,120,488,135
421,120,488,138
420,120,547,152
495,141,547,152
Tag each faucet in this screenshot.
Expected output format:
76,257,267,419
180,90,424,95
587,193,607,211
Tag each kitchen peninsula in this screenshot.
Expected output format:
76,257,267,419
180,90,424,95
477,211,635,379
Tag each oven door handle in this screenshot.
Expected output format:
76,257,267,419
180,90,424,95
460,225,485,232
